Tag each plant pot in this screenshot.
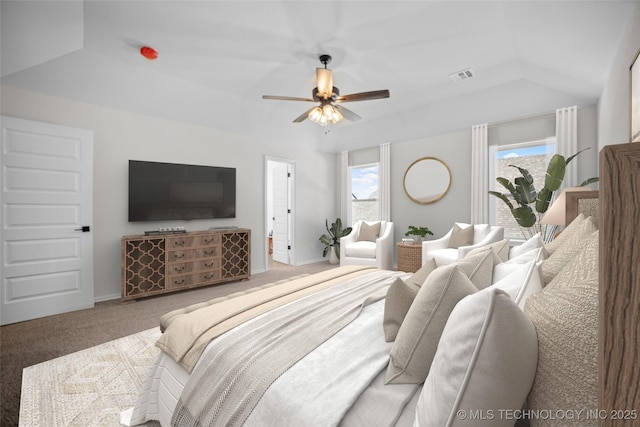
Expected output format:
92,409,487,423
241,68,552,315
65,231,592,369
329,246,339,264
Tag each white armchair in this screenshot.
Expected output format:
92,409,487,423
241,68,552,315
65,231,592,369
340,220,394,270
422,223,504,266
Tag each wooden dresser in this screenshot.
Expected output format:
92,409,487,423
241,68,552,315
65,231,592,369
121,228,250,301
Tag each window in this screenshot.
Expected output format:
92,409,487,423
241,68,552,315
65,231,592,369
489,139,555,240
349,163,379,223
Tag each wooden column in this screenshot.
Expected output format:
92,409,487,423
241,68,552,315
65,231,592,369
598,143,640,426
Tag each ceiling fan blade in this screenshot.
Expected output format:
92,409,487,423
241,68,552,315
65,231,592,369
335,89,390,103
293,106,318,123
316,68,333,99
262,95,315,102
333,104,361,122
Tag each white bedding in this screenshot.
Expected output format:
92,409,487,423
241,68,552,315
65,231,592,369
122,270,419,427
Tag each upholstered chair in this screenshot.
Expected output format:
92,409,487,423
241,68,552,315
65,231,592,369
421,223,504,266
340,220,394,270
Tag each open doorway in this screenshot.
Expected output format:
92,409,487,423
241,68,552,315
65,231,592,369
265,157,295,271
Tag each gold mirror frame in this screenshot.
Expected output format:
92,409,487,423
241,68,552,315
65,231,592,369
403,157,451,204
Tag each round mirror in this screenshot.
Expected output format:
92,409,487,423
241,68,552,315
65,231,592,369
403,157,451,204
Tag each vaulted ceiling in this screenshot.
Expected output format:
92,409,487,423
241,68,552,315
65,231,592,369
1,1,636,152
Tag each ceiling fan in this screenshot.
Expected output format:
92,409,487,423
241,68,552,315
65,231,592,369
262,54,390,126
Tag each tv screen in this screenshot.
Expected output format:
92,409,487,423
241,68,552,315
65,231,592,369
128,160,236,222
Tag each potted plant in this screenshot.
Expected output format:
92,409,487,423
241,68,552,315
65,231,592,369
488,148,598,241
404,225,433,243
319,218,352,264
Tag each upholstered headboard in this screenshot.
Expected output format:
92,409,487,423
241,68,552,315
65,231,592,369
565,190,599,227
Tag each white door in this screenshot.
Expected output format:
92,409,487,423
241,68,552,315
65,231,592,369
1,116,94,325
271,163,290,264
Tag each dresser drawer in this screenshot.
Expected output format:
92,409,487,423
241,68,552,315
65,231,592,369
167,249,197,262
196,247,220,258
196,258,220,270
167,270,221,289
196,234,221,246
167,261,194,276
166,235,196,248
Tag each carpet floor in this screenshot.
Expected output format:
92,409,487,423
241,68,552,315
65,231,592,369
1,261,336,426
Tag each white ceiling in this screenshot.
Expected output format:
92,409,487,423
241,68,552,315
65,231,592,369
1,1,636,152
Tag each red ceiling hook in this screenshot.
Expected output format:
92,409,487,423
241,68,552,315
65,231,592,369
140,46,158,60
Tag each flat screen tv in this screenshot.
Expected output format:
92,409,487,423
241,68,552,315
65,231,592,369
128,160,236,222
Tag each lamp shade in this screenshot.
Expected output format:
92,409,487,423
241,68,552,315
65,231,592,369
540,187,585,226
316,68,333,99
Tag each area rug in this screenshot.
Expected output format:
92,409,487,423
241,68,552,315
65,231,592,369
19,328,161,426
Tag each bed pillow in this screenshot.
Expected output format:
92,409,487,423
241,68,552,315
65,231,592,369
383,277,419,342
415,288,538,427
489,259,543,309
406,258,438,288
509,232,544,259
466,239,510,263
448,223,474,248
384,259,439,342
357,221,381,242
543,214,587,255
385,265,477,384
454,247,495,290
493,248,545,282
540,220,597,285
525,232,599,426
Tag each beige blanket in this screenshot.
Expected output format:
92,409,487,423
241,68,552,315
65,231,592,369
156,264,377,372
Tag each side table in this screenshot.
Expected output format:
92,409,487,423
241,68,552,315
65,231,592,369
397,242,423,273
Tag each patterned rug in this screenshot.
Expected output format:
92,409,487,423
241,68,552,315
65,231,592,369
19,328,162,426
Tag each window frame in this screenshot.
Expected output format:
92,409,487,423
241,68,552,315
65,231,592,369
348,162,380,225
488,138,556,241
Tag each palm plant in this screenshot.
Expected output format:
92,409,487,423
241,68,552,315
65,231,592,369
319,218,352,258
488,148,597,241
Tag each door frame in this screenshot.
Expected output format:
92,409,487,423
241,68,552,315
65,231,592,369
264,156,296,270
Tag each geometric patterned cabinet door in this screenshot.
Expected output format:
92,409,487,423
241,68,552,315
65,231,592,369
121,228,251,301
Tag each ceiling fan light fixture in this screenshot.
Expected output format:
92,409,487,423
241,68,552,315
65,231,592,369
308,104,343,126
316,68,333,99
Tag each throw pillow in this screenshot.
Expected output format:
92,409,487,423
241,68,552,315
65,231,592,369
493,248,546,282
509,232,543,259
454,248,495,290
543,214,587,255
489,259,543,309
541,220,597,285
447,223,474,249
415,288,538,427
524,233,599,427
357,221,381,242
385,265,477,384
383,277,419,342
383,259,438,342
406,258,438,288
466,239,510,263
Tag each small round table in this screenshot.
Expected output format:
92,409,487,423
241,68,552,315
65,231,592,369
397,242,423,273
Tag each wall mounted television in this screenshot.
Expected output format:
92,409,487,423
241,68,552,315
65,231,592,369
128,160,236,222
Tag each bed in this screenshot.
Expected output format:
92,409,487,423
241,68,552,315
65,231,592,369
121,142,639,427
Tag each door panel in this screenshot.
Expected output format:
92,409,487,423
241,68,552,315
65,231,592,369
271,164,289,264
1,116,94,325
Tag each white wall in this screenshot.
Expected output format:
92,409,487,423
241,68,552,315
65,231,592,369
598,3,640,149
0,86,337,300
387,106,598,258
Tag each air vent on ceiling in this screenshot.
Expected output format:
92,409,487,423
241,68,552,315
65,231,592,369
449,68,475,82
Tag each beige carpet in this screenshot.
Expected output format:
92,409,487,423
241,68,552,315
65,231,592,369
19,328,161,427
